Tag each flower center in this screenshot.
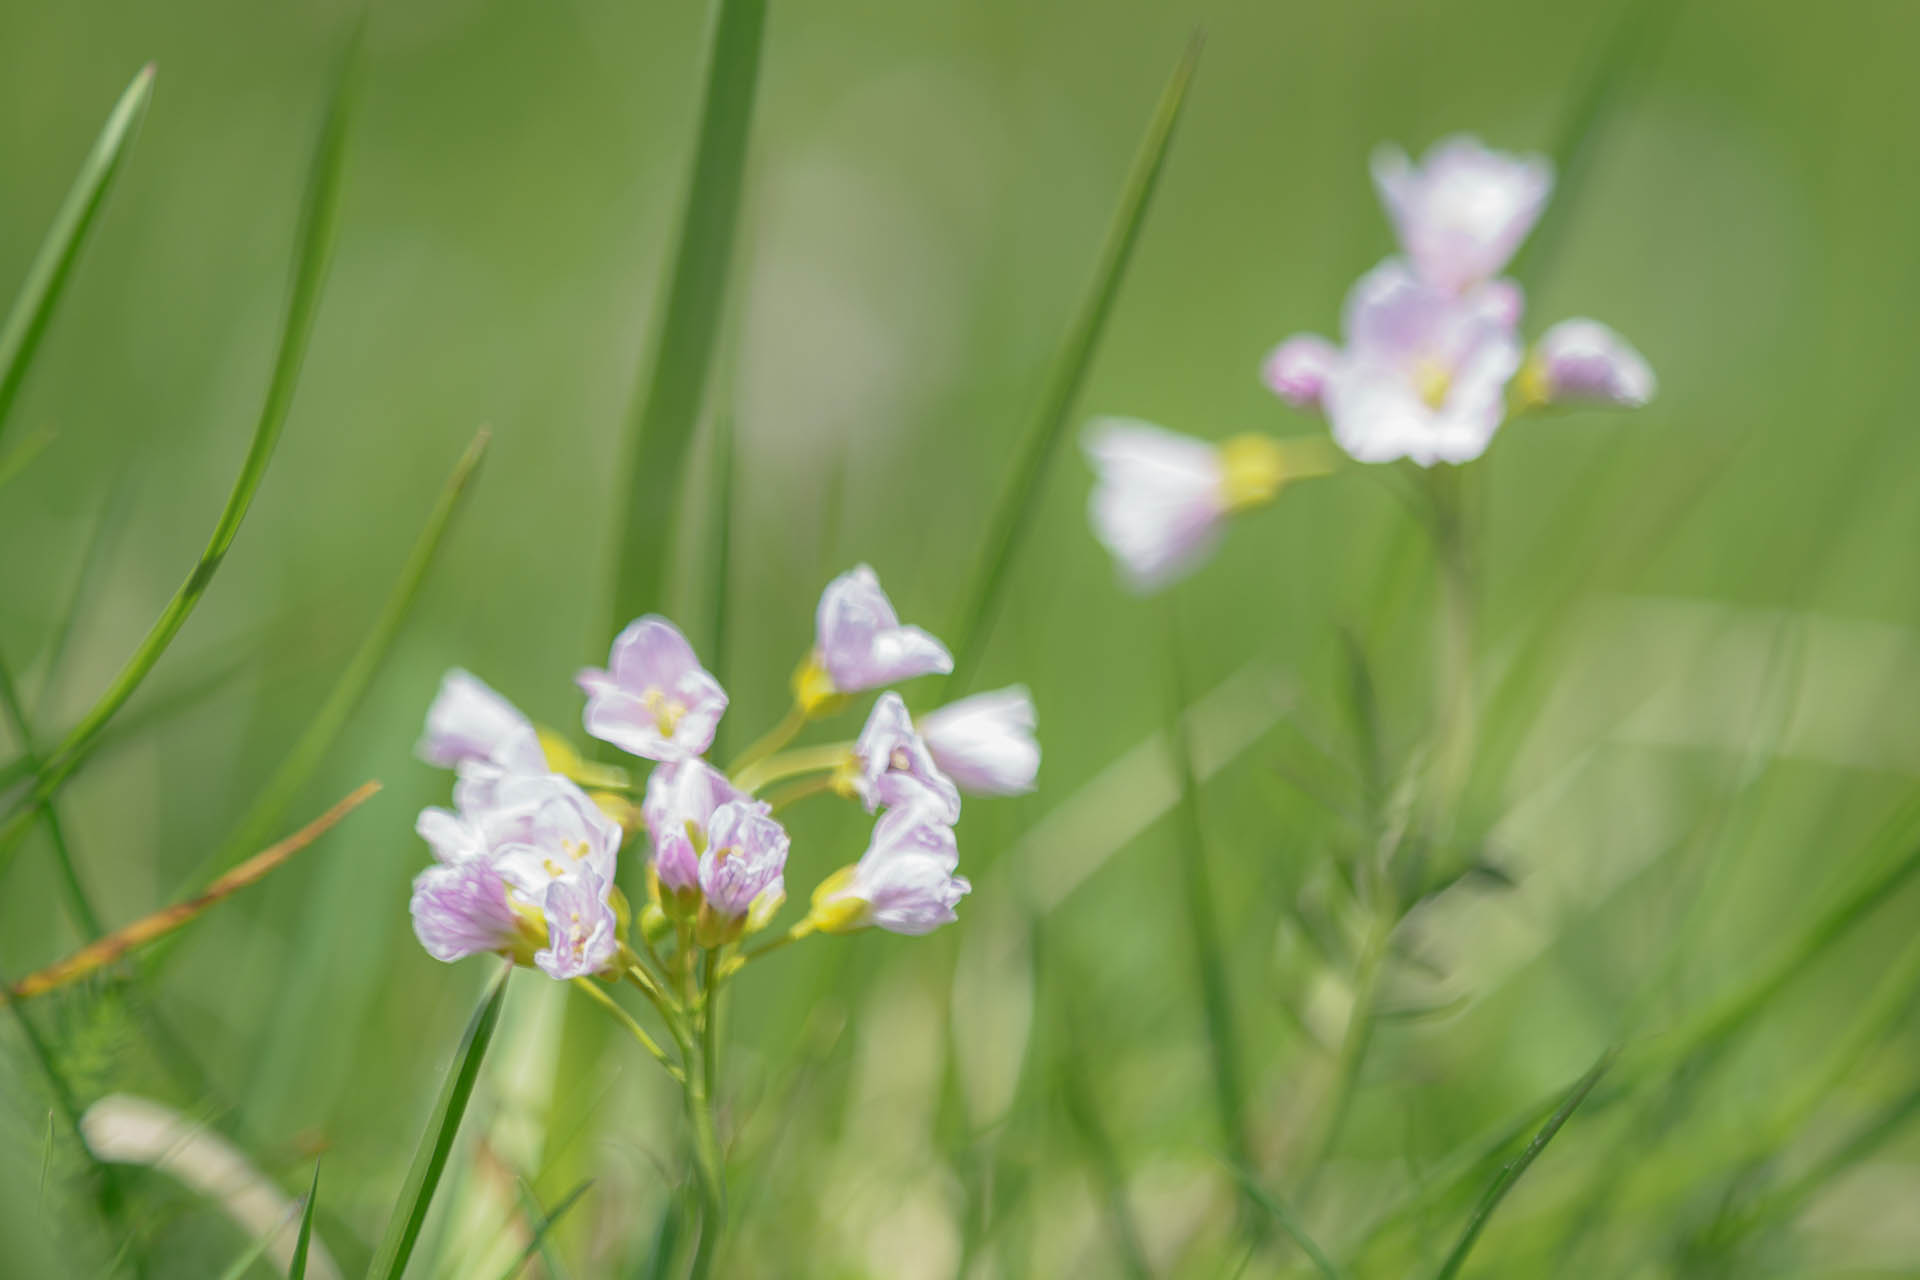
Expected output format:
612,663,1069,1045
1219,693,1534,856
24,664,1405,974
889,746,913,773
642,687,687,738
1414,358,1452,410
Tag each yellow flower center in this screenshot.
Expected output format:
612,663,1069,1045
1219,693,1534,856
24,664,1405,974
1415,358,1452,410
643,687,687,738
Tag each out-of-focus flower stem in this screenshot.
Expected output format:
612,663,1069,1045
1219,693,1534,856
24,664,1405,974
727,699,808,776
1428,464,1478,828
686,949,727,1279
766,773,837,812
1298,910,1393,1203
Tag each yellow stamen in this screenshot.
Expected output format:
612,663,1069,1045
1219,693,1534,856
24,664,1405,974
1513,356,1551,412
642,687,687,739
1414,358,1452,410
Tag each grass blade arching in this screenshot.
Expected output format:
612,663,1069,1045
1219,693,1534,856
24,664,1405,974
608,0,766,626
366,960,512,1280
1431,1048,1616,1280
1225,1165,1343,1280
6,32,358,822
944,33,1201,692
0,65,153,450
178,428,489,894
290,1161,321,1280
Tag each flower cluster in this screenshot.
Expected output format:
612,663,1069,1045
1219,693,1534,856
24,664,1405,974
407,565,1040,979
1085,135,1655,591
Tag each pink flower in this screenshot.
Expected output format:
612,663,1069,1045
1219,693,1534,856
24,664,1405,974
811,805,970,936
812,565,953,695
698,802,789,919
1084,419,1229,591
1372,135,1552,293
1524,319,1656,408
578,616,728,762
417,669,546,774
643,758,756,895
919,686,1038,796
1263,335,1341,412
1321,260,1523,466
850,692,962,823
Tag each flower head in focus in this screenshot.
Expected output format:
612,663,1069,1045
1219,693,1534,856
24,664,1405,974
1372,135,1552,294
919,686,1038,796
643,758,758,898
808,805,969,936
578,616,728,762
696,802,789,943
801,565,952,710
845,692,962,823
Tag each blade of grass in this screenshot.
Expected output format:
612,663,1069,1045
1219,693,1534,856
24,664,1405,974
943,33,1201,691
367,960,512,1280
1724,1081,1920,1244
1162,609,1258,1225
0,651,102,934
213,1231,278,1280
1430,1048,1616,1280
608,0,765,625
0,65,154,450
497,1179,591,1280
1058,989,1153,1280
3,782,379,1002
290,1161,321,1280
699,405,735,755
176,429,489,896
1224,1165,1342,1280
5,30,357,827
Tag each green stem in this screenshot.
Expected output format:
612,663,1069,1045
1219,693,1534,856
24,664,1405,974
1428,466,1477,827
766,773,838,812
572,977,682,1081
727,699,807,777
686,951,726,1278
731,741,851,795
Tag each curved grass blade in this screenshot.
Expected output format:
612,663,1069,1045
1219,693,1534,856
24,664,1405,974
1431,1048,1616,1280
11,32,357,819
178,429,488,895
496,1179,591,1280
1224,1165,1342,1280
944,33,1201,691
290,1161,321,1280
609,0,766,625
367,961,512,1280
0,651,102,935
0,65,154,450
3,782,377,1002
213,1231,277,1280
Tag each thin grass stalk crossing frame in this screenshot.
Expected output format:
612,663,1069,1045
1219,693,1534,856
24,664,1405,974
0,65,154,452
1,33,358,839
609,0,766,627
944,33,1201,692
288,1161,320,1280
1431,1048,1616,1280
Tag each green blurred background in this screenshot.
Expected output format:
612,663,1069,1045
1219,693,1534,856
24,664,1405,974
4,0,1920,1275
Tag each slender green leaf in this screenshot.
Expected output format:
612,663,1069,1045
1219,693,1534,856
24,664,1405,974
32,468,138,723
609,0,766,625
177,428,489,896
0,652,100,934
0,65,154,450
700,405,735,738
1225,1165,1342,1280
496,1179,592,1280
636,1195,684,1280
290,1160,321,1280
944,33,1201,691
7,33,358,825
1432,1048,1616,1280
367,962,512,1280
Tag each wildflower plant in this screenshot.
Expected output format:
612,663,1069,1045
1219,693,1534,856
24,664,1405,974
406,565,1037,1259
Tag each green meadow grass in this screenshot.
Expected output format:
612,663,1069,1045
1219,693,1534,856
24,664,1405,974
4,1,1920,1277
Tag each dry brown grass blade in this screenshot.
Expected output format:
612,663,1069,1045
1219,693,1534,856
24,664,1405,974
5,780,380,1002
